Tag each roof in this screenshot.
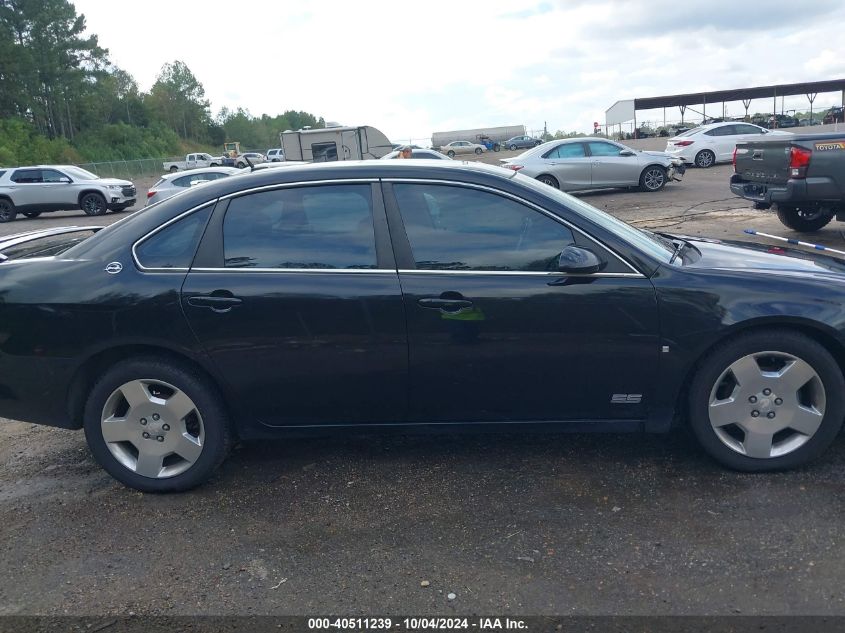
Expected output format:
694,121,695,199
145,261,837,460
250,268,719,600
633,78,845,111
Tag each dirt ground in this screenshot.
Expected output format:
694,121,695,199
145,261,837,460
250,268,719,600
2,160,845,618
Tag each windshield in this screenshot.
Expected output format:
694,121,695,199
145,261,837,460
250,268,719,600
63,166,100,180
514,174,673,263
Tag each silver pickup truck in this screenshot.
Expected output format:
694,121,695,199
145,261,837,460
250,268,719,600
0,165,136,222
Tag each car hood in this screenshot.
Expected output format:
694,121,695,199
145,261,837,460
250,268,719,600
640,150,673,158
96,178,134,186
676,234,845,277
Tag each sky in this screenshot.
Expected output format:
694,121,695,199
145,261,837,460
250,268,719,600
73,0,845,144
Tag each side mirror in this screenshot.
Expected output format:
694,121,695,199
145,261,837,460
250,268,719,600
619,149,635,156
558,246,606,274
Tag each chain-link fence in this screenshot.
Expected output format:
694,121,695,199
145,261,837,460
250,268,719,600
77,157,177,180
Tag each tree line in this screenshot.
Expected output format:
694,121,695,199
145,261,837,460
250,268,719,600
0,0,323,165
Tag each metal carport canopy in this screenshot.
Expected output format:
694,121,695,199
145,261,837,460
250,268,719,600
633,78,845,110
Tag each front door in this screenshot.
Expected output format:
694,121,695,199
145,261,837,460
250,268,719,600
385,181,659,424
182,182,408,427
586,141,636,187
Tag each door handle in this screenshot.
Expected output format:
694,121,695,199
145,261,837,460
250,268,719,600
187,294,243,313
417,297,473,313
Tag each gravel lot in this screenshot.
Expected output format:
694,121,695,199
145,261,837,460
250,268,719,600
2,160,845,617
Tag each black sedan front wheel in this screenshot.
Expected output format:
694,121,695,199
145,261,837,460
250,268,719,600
688,330,844,471
84,357,233,492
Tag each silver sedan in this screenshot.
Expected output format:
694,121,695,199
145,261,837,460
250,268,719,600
500,138,684,192
146,167,240,206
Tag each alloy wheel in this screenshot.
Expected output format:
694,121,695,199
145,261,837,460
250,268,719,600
696,151,714,168
100,378,205,478
708,351,825,459
643,168,665,191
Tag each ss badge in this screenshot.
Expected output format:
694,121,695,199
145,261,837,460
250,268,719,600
611,393,642,404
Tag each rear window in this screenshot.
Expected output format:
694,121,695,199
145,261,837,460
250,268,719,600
11,169,42,183
676,128,702,137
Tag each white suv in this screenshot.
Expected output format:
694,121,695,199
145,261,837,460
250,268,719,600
0,165,136,222
266,148,285,162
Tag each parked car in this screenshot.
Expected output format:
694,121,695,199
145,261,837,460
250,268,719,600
235,152,266,168
500,138,684,192
798,118,821,127
146,167,240,206
439,141,486,157
665,122,791,168
768,114,800,129
2,161,845,491
0,225,102,261
730,132,845,232
162,153,222,173
380,149,453,160
658,124,690,137
822,106,844,124
266,149,285,162
504,135,543,151
0,165,136,222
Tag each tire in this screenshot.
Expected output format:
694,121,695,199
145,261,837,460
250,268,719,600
169,166,178,173
80,192,107,216
83,356,233,493
474,147,482,155
22,211,42,219
776,205,833,233
0,198,16,223
694,149,715,168
688,329,845,472
639,166,667,192
536,174,560,189
447,150,455,158
509,144,517,151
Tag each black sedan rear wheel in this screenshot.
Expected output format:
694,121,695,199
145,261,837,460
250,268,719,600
639,166,667,192
776,205,833,233
0,198,17,222
84,357,233,492
688,329,844,471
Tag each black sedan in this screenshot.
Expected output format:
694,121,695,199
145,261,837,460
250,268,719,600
1,161,844,492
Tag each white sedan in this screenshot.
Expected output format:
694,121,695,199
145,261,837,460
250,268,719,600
665,122,791,168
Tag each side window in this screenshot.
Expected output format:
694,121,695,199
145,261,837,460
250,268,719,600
40,169,67,183
311,142,337,162
172,175,193,187
586,142,621,157
135,206,212,269
11,169,42,183
394,184,576,272
222,184,376,269
735,124,764,135
544,143,585,159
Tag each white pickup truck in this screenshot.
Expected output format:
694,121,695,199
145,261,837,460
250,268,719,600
161,153,222,173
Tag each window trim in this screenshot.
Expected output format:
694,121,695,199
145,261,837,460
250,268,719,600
189,179,393,273
382,178,644,277
131,201,216,272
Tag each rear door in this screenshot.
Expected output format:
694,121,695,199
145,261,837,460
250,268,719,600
181,181,408,427
8,169,44,208
540,142,591,190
